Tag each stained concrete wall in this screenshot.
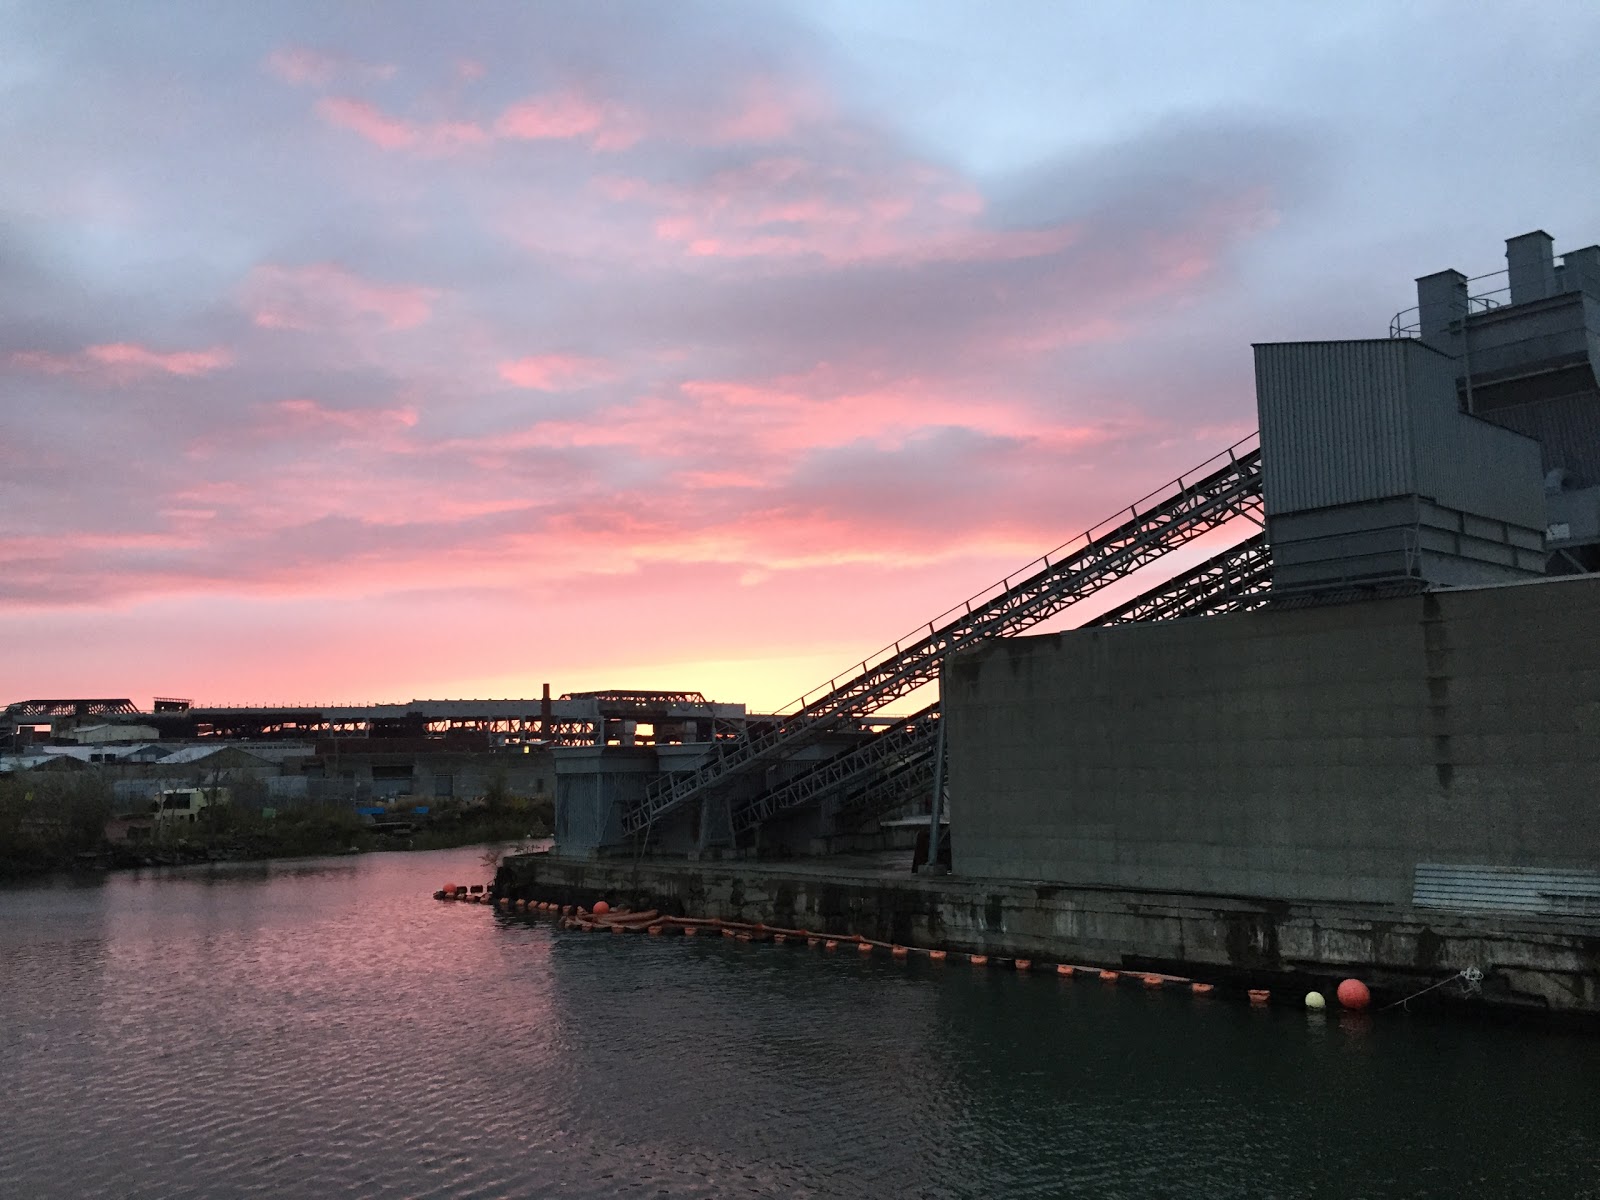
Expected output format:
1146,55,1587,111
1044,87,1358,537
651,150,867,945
495,852,1600,1015
944,574,1600,906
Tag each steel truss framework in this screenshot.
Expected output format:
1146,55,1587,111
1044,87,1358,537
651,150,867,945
1088,533,1271,626
729,703,940,836
625,434,1265,837
725,533,1275,838
3,699,140,720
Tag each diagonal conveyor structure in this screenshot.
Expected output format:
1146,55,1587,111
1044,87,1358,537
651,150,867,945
622,432,1265,839
726,531,1273,838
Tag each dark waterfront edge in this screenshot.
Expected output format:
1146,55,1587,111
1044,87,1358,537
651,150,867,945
488,851,1600,1029
1,812,550,882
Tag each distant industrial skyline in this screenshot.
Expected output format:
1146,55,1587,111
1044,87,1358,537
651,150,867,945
4,1,1599,709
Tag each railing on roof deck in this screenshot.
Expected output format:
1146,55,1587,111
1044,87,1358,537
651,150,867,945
1389,266,1510,339
1387,250,1598,338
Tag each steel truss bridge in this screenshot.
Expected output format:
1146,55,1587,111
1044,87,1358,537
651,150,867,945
3,693,748,749
624,433,1269,844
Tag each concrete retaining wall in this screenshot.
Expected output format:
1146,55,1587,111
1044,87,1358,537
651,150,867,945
493,853,1600,1017
944,575,1600,908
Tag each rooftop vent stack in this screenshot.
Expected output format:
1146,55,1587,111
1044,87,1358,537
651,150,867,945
1506,230,1556,304
1562,245,1600,300
1416,269,1467,350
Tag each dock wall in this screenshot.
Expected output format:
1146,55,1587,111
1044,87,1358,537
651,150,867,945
494,853,1599,1017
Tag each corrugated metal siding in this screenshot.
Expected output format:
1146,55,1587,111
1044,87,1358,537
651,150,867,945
1480,389,1600,487
1413,863,1600,916
1255,340,1415,515
1406,347,1547,529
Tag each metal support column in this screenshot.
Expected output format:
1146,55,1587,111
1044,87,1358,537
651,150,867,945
923,698,948,875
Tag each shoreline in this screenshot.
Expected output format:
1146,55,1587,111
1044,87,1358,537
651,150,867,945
0,824,547,883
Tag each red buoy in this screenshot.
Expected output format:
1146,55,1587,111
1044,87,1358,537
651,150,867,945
1337,978,1371,1010
592,900,611,916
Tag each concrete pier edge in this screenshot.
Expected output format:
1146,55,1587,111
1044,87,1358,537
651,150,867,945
494,852,1600,1021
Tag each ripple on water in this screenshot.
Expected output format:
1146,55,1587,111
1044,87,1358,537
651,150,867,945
2,851,1599,1199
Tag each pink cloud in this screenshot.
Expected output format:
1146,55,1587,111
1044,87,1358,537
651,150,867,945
9,342,233,380
243,263,439,332
596,152,1079,267
315,96,487,153
275,397,420,433
498,354,617,391
495,93,605,140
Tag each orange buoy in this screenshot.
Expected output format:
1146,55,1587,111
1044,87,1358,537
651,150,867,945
857,942,872,954
1249,988,1271,1006
1056,964,1074,977
515,899,527,910
824,940,838,951
736,932,752,942
443,884,458,897
806,937,820,947
684,926,698,937
1015,959,1032,971
1336,978,1371,1010
721,927,735,939
970,954,988,966
647,925,662,936
1143,975,1164,989
929,949,947,961
774,934,787,944
1099,969,1118,983
499,897,510,909
593,900,611,916
1191,982,1214,995
891,945,908,958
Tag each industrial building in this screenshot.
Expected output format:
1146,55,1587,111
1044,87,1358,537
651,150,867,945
526,229,1600,879
496,230,1598,1013
942,229,1600,915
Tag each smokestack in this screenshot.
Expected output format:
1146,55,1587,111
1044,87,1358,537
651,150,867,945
541,683,551,738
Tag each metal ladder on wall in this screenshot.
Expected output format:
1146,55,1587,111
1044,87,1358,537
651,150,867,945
621,432,1266,840
725,531,1274,838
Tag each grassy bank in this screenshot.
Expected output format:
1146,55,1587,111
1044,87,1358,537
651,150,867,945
0,774,553,878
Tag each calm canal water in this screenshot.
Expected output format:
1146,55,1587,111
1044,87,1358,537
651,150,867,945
2,848,1596,1199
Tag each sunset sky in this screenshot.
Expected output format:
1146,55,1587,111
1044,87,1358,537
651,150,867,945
5,2,1600,712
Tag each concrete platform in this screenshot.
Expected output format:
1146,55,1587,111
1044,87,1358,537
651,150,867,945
494,851,1600,1020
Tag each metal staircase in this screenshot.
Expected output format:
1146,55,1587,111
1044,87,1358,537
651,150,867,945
622,432,1265,838
724,532,1274,838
